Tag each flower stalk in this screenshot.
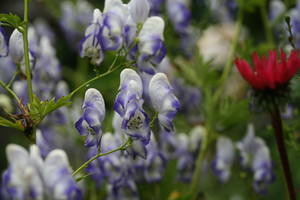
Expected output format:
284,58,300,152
22,0,34,103
270,102,296,200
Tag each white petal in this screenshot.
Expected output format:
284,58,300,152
120,68,143,96
6,144,29,167
9,29,24,63
149,72,171,111
128,0,150,24
139,16,165,40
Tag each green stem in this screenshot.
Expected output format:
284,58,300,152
72,138,132,176
22,0,34,103
0,80,21,104
7,71,19,88
69,62,127,98
260,1,274,47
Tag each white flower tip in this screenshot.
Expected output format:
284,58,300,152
85,88,105,105
45,149,70,167
120,68,143,91
93,8,102,22
141,16,165,39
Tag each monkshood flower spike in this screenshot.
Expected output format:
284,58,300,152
75,88,105,148
80,8,104,66
2,144,82,200
114,68,151,147
149,73,180,132
235,50,299,200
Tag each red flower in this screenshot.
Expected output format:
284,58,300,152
235,50,300,90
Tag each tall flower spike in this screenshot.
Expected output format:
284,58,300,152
149,73,180,132
114,69,151,145
137,16,166,74
80,9,104,66
0,27,8,57
75,88,106,147
235,49,300,90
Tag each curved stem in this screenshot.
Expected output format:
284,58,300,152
0,80,21,104
22,0,33,103
72,138,132,176
270,103,296,200
69,62,127,98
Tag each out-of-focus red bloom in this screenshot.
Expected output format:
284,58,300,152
235,50,300,90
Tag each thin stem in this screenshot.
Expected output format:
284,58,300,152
72,138,132,176
69,62,127,98
22,0,33,103
270,103,296,200
190,132,209,200
150,112,158,128
260,1,274,47
7,71,19,88
0,80,21,104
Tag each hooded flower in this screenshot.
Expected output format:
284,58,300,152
237,124,274,193
212,136,235,183
100,0,128,51
80,8,104,66
75,88,106,147
137,16,166,74
114,69,151,145
149,73,180,132
235,50,300,90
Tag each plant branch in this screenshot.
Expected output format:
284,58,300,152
0,80,21,104
72,138,132,177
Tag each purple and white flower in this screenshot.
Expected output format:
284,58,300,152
114,69,151,146
1,144,82,199
137,16,166,74
149,73,180,132
100,0,128,51
80,8,104,66
212,136,235,183
166,0,191,34
75,88,106,147
237,124,274,193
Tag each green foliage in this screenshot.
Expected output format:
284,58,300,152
0,13,23,29
28,95,72,125
0,116,24,131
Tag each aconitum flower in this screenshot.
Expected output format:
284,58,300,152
212,136,235,183
75,88,106,147
235,50,300,91
128,0,150,24
237,124,274,193
149,73,180,132
0,27,8,57
100,0,128,51
137,16,166,74
80,9,104,66
1,144,82,199
166,0,191,33
114,69,151,145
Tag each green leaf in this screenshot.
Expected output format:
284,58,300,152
0,116,24,131
28,95,72,125
0,13,22,29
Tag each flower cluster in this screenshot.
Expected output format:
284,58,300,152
80,0,166,73
212,124,274,193
1,144,81,199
